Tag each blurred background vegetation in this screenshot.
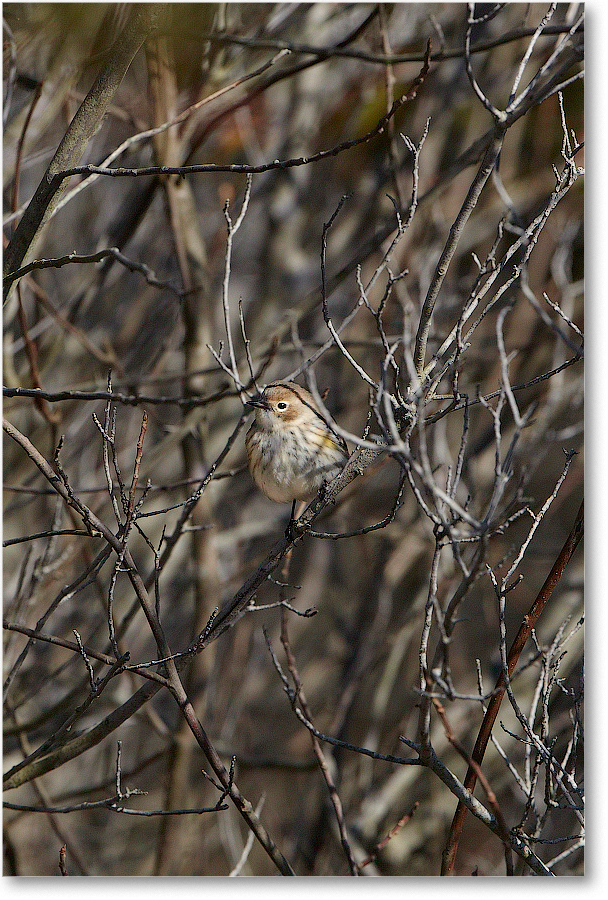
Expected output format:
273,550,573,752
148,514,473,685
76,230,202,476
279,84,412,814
4,3,583,876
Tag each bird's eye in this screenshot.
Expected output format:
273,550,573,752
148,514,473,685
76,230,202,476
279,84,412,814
276,401,288,411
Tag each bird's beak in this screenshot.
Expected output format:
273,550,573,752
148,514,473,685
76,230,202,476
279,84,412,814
246,397,269,411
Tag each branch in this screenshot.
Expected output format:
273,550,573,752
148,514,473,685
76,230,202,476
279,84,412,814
3,4,166,298
2,416,295,876
441,498,583,875
3,37,432,302
413,123,506,379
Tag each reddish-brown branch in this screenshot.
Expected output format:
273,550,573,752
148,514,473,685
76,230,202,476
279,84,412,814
359,803,420,868
16,292,61,429
441,499,584,875
427,679,513,875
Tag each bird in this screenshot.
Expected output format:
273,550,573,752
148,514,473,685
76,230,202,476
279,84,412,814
245,382,348,503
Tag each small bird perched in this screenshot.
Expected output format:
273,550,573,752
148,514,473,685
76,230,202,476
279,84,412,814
246,382,348,503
